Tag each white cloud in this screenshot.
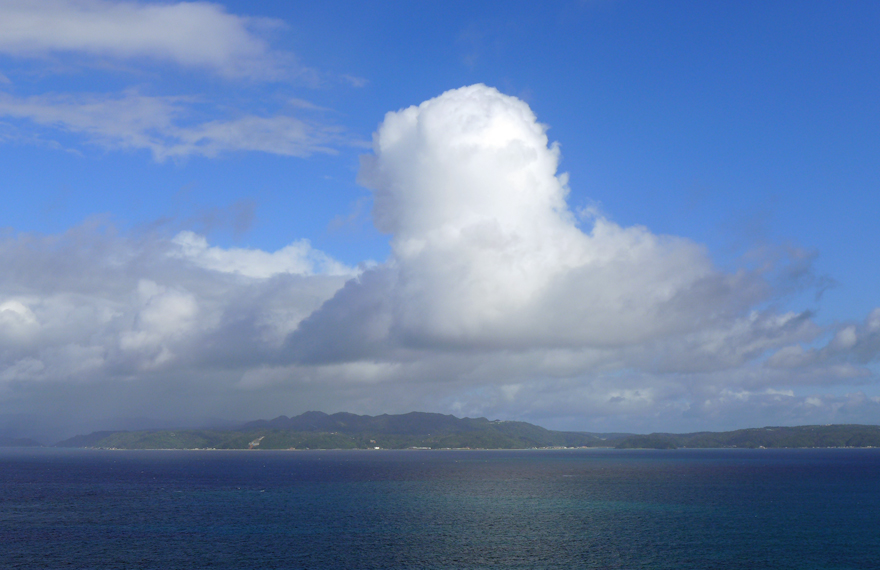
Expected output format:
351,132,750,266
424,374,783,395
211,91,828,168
0,0,299,81
295,85,813,358
168,114,346,159
0,2,363,159
0,224,350,388
279,84,880,429
355,85,767,348
116,280,200,369
340,74,368,88
1,85,878,438
0,300,40,345
0,90,354,160
170,231,355,278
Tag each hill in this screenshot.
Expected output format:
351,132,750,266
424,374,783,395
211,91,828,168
54,411,608,450
614,425,880,449
52,413,880,451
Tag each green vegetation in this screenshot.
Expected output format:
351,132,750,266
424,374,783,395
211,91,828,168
614,425,880,449
51,412,880,450
54,411,606,449
53,426,603,450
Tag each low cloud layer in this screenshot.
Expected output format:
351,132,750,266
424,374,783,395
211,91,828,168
1,85,879,440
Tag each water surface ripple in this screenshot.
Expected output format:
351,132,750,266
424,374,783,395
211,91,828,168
2,448,878,569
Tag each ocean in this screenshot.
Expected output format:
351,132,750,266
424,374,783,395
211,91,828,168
1,448,879,569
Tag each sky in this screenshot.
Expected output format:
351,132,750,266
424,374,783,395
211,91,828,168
1,0,879,442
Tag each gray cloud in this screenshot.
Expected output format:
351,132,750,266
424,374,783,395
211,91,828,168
766,308,880,373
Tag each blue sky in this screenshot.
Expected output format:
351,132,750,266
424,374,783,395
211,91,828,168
0,0,878,440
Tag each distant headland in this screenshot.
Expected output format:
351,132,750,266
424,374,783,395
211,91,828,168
38,411,880,450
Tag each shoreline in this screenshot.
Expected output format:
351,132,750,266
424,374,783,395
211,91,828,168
8,445,879,452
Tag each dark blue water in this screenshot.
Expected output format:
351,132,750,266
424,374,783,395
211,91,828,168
2,448,879,569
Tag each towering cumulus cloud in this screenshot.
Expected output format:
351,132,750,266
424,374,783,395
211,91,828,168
292,85,802,360
3,84,878,437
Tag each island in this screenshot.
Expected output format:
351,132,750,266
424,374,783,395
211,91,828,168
47,412,880,450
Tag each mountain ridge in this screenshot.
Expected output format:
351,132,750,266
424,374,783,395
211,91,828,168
44,412,880,450
53,411,606,449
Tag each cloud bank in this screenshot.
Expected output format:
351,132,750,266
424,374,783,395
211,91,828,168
0,222,353,388
2,85,879,439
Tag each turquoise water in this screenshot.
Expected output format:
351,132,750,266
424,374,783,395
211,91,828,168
2,448,879,569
